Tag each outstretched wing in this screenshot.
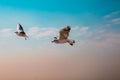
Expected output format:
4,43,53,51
59,26,71,39
17,23,24,32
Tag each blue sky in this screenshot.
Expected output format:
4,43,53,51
0,0,120,79
0,0,119,32
0,0,120,27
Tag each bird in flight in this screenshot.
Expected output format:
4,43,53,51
52,26,75,46
15,23,28,40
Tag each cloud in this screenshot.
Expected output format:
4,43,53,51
87,31,120,48
72,26,80,30
27,27,57,39
0,28,13,37
104,11,120,19
80,27,89,32
71,26,91,38
0,26,90,40
111,18,120,24
27,27,39,36
102,11,120,32
27,26,90,39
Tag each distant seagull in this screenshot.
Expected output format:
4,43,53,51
52,26,75,46
15,23,28,40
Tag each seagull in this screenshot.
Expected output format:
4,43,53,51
52,26,75,46
15,23,28,40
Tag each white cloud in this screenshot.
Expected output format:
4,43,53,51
0,26,90,39
78,27,90,37
0,28,13,37
27,27,57,39
71,26,90,38
72,26,80,30
111,18,120,24
80,27,89,32
35,30,55,38
26,26,91,40
103,11,120,31
88,32,120,48
27,27,39,36
96,29,105,34
104,11,120,19
77,27,89,36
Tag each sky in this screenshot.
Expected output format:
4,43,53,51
0,0,120,80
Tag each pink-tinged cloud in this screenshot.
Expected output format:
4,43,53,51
86,33,120,51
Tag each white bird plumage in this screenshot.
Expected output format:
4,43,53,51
15,23,28,40
52,26,75,46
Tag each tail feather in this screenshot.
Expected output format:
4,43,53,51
68,40,75,46
25,35,29,40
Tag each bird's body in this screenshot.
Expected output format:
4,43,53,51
52,39,69,44
52,26,75,46
15,23,28,40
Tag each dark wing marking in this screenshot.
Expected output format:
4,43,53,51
17,23,24,32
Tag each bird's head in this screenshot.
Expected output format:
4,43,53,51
15,32,18,34
52,40,59,43
65,26,71,31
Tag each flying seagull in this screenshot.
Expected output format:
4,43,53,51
15,23,28,40
52,26,75,46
